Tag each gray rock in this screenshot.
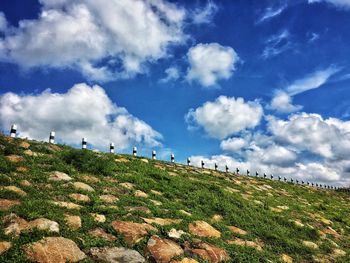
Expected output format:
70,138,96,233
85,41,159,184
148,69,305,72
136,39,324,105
90,247,145,263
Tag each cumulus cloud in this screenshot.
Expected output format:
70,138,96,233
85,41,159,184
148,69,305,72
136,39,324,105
191,1,218,24
186,43,239,87
0,83,162,149
269,91,302,113
0,12,7,32
220,137,247,152
185,96,263,139
309,0,350,9
160,66,180,83
0,0,187,81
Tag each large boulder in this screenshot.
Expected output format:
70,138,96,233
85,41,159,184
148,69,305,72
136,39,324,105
188,221,221,238
111,220,156,245
146,235,184,263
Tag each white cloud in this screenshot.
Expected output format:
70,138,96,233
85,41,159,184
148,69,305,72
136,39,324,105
186,43,239,87
191,1,218,24
309,0,350,9
257,4,286,23
269,91,303,113
0,12,7,32
0,0,187,82
185,96,263,139
286,67,339,96
160,66,180,83
262,30,291,59
220,137,247,152
0,83,162,149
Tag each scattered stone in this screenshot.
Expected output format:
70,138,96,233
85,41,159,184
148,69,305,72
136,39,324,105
126,206,152,214
72,182,95,192
29,218,60,233
151,190,163,196
168,172,178,177
179,210,191,216
90,213,106,223
89,228,116,242
188,221,221,238
52,201,82,210
115,157,130,163
69,193,90,203
119,182,135,189
228,226,248,235
111,220,157,245
16,166,29,172
135,190,149,198
227,238,263,251
211,215,223,222
142,218,182,226
302,240,318,250
64,214,82,230
49,171,72,181
270,207,283,213
277,205,289,210
146,235,183,263
281,254,293,263
2,185,27,196
105,177,119,183
141,158,149,163
81,175,100,183
23,237,86,263
332,248,346,258
100,194,118,203
24,149,38,156
225,187,240,194
323,226,340,238
0,241,12,255
254,200,263,205
293,220,305,228
19,141,30,149
0,199,20,211
168,228,186,239
170,258,198,263
90,247,145,263
6,155,24,163
150,199,162,206
188,242,230,263
20,180,32,187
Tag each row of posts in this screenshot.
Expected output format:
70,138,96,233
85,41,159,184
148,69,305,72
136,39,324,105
8,125,344,191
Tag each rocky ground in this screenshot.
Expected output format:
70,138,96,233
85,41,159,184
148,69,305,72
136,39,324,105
0,134,349,262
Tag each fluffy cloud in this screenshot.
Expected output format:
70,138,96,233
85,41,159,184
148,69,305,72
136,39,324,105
0,12,7,32
269,91,302,113
186,43,239,87
185,96,263,139
0,83,162,149
160,66,180,83
309,0,350,9
191,1,218,24
0,0,187,81
220,137,247,152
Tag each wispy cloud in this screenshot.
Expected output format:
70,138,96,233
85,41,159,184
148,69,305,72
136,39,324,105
191,1,218,24
262,30,292,59
257,4,287,23
309,0,350,9
286,67,340,96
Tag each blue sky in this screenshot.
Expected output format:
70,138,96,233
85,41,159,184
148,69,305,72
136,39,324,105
1,0,350,185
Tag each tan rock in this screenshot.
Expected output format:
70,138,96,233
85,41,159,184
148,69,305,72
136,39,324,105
227,238,263,251
89,228,116,241
135,190,149,198
332,248,346,258
170,258,198,263
72,182,95,192
24,237,86,263
49,171,72,181
228,226,248,235
143,218,182,226
81,175,100,183
0,241,12,255
115,157,130,163
151,190,163,196
0,199,20,211
6,155,24,163
100,194,118,203
126,206,152,214
302,240,318,250
150,199,162,206
69,193,90,203
189,242,230,263
2,186,27,196
211,215,223,222
146,235,183,263
111,220,157,245
90,213,106,223
90,246,145,263
20,180,32,187
168,228,186,239
28,218,60,233
119,182,135,189
16,166,29,172
19,141,30,149
293,220,304,228
188,221,221,238
179,210,191,216
281,254,293,263
64,214,82,230
141,158,149,163
52,201,82,210
24,149,38,156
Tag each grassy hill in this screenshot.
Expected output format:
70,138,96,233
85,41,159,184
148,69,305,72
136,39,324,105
0,133,349,263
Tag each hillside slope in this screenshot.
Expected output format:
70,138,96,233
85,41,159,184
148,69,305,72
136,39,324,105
0,134,349,263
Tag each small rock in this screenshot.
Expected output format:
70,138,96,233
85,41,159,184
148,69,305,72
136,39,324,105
332,248,346,258
143,218,182,226
81,175,100,183
151,190,163,196
115,157,130,163
6,155,24,163
189,242,230,263
168,228,186,239
179,210,191,216
188,221,221,238
52,201,82,210
141,158,149,163
89,228,116,241
119,182,135,189
28,218,60,233
146,235,183,263
2,186,27,196
227,238,263,251
135,190,148,198
277,205,289,210
100,194,119,203
293,220,304,228
90,247,145,263
49,171,72,181
64,214,82,230
90,213,106,223
23,237,86,263
0,241,12,255
16,166,29,172
20,180,32,187
111,220,157,245
19,141,30,149
0,199,20,211
150,199,162,206
211,215,223,222
126,206,152,214
72,182,95,192
302,240,318,250
281,254,293,263
69,193,90,203
170,258,198,263
24,149,38,156
228,226,248,235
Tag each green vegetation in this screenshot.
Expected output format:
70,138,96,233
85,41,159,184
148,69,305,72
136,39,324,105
0,134,349,262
